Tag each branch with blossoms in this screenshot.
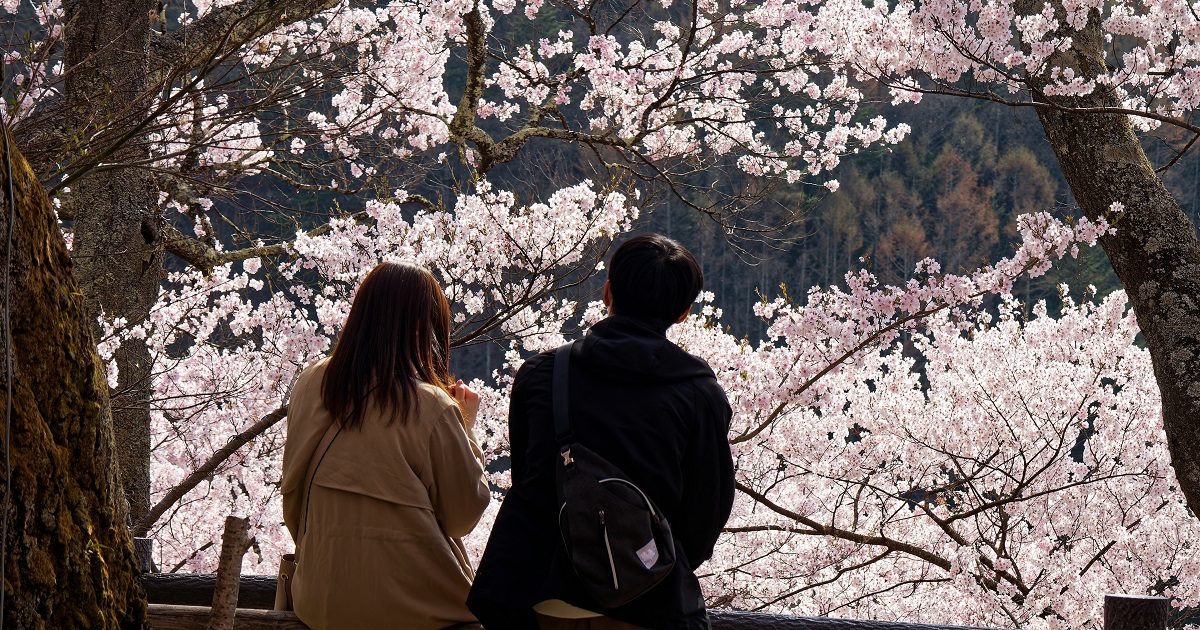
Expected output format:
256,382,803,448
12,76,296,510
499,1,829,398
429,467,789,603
857,70,1200,154
133,405,289,537
5,0,360,173
727,211,1113,445
8,1,443,264
10,1,349,182
422,0,913,232
158,193,434,276
146,0,345,86
731,482,954,572
806,0,1200,166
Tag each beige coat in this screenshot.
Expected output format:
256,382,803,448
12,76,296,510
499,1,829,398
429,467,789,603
281,359,491,630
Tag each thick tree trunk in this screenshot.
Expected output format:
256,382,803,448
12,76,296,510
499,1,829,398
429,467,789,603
0,128,146,626
64,0,161,524
1027,4,1200,511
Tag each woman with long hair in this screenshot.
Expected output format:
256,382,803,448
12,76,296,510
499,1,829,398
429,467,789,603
281,262,491,629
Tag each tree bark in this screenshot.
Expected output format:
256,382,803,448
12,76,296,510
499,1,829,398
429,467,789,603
1026,3,1200,511
0,126,146,626
58,0,347,527
64,0,162,525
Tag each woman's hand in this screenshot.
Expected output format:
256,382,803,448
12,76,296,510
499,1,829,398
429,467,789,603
450,380,480,431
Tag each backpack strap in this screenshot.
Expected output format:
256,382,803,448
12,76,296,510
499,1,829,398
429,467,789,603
553,341,574,447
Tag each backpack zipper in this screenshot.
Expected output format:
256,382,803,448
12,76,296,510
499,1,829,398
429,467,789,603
599,510,619,590
597,477,661,523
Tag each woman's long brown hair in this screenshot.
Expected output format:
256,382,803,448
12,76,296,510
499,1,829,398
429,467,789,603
322,262,454,428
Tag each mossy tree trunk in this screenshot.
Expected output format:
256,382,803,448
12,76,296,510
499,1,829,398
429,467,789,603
0,127,146,628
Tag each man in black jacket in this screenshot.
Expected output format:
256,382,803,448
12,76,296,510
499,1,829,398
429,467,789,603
468,234,735,630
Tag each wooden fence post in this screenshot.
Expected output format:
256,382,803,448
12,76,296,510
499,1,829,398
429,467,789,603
1104,594,1170,630
208,516,251,630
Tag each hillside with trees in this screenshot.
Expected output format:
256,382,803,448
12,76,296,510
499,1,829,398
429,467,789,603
637,93,1200,341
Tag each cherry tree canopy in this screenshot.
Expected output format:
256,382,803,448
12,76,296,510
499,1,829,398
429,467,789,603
2,0,1200,627
808,0,1200,518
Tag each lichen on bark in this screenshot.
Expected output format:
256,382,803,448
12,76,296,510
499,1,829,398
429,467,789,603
1024,0,1200,513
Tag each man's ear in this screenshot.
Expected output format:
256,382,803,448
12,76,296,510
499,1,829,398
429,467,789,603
603,280,613,309
673,306,691,325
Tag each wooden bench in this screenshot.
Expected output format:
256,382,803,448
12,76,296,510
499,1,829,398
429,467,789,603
142,572,1000,630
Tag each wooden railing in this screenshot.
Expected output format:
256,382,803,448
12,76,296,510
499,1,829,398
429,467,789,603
142,574,1171,630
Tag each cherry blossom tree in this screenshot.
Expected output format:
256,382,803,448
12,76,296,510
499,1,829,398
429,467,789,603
2,0,909,522
795,0,1200,513
3,0,1199,627
695,284,1191,628
680,229,1198,628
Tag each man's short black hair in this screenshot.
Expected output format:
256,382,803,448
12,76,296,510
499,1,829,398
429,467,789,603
608,233,704,325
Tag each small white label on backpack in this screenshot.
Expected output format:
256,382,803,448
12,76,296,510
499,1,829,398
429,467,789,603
636,539,658,569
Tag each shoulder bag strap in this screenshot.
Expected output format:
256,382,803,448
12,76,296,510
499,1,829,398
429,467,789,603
553,341,573,447
297,419,343,553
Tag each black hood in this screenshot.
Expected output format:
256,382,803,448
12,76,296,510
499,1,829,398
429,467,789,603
576,315,715,384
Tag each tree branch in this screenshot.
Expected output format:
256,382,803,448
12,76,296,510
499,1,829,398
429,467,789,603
133,405,289,537
734,480,953,571
447,4,496,169
875,78,1200,137
162,194,435,274
148,0,342,84
163,224,287,273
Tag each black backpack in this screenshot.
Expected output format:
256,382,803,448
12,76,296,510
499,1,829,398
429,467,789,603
553,340,677,608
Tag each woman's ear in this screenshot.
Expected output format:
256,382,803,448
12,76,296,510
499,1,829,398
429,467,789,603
603,280,613,309
673,307,691,325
